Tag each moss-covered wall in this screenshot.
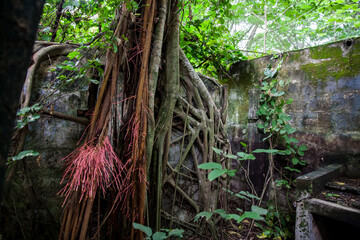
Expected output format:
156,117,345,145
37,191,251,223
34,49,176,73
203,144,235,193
227,38,360,176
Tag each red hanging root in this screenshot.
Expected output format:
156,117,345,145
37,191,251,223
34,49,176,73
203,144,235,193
59,137,125,205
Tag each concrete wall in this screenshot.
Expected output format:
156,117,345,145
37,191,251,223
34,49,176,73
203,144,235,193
227,38,360,177
1,49,88,239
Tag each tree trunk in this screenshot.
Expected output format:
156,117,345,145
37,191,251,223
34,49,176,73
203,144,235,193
0,0,44,200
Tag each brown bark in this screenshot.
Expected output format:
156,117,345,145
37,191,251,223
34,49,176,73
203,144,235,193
130,0,156,238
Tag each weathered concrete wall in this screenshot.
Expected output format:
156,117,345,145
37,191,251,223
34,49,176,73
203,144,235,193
227,38,360,177
1,48,88,239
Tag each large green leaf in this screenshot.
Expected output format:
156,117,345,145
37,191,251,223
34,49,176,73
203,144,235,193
198,162,222,170
152,232,167,240
194,211,213,222
208,169,227,181
133,223,152,237
213,209,228,219
251,206,268,215
240,211,264,222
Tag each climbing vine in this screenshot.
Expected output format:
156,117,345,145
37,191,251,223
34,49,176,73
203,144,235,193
254,56,308,239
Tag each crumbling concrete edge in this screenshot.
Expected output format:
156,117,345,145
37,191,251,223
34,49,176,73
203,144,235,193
295,164,345,240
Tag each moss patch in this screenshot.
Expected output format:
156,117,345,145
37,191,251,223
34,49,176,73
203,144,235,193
288,51,302,62
301,54,360,83
309,45,343,60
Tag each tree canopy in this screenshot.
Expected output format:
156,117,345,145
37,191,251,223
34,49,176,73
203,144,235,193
38,0,360,77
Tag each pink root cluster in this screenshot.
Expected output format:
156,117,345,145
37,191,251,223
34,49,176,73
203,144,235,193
59,137,124,204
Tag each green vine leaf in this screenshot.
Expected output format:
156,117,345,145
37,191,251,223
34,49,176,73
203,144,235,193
208,169,227,181
8,150,39,164
225,154,238,159
194,211,213,222
251,206,268,215
284,166,301,173
252,149,279,154
212,147,223,155
198,162,222,170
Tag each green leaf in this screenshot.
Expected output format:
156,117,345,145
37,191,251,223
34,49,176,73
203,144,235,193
237,152,246,158
90,79,99,84
252,149,279,154
226,169,236,177
11,150,39,161
264,68,274,79
273,91,285,97
234,193,250,201
283,115,292,121
225,213,242,222
292,158,299,165
251,206,268,215
237,191,260,200
344,16,353,22
299,160,307,166
240,142,247,148
239,211,263,222
299,145,308,151
133,223,152,237
31,103,42,111
213,209,227,217
212,147,223,155
284,166,301,173
194,211,213,222
42,26,51,33
208,169,227,181
225,154,237,159
67,51,81,60
198,162,222,170
152,232,167,240
168,229,184,237
288,138,299,143
285,148,291,155
271,119,276,127
284,124,296,134
286,98,294,104
18,107,31,115
243,153,256,160
275,179,290,188
113,43,118,53
262,134,272,141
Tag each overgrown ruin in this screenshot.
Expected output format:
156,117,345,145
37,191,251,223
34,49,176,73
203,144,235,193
1,36,360,239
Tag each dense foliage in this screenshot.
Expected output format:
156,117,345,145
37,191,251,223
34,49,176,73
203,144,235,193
38,0,360,78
